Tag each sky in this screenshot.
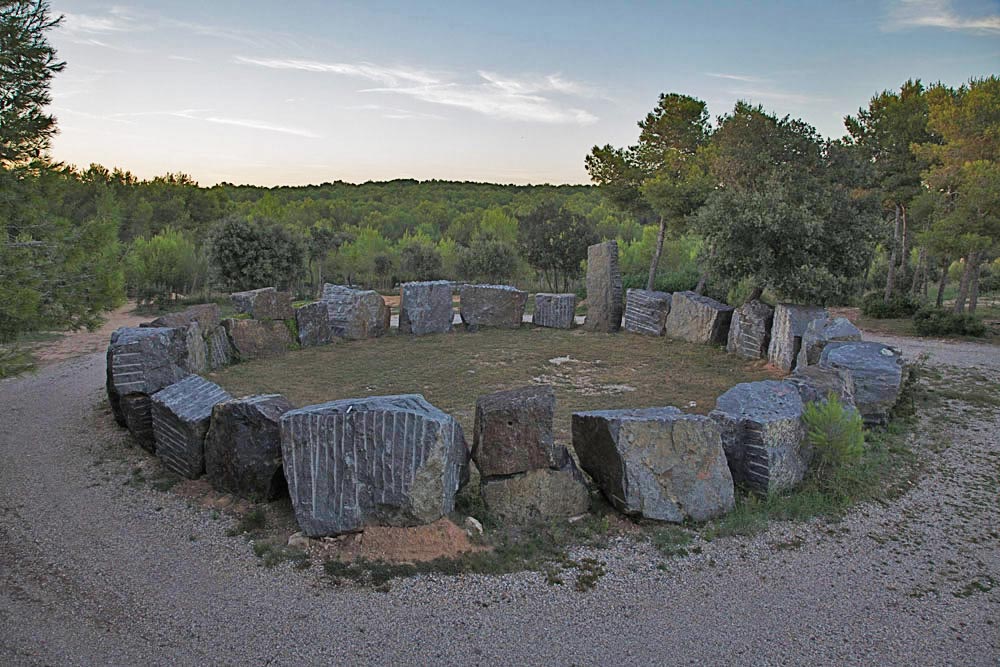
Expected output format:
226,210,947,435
47,0,1000,186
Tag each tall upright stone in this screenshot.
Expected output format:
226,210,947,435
321,284,391,340
819,342,904,427
624,289,672,336
663,291,734,345
583,241,623,333
400,280,454,335
183,322,209,374
532,293,576,329
151,375,231,479
459,284,527,330
767,304,828,372
796,316,862,369
727,300,775,359
280,394,469,536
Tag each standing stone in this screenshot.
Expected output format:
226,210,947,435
787,364,857,409
321,284,391,340
480,467,590,524
146,303,221,331
727,300,775,360
583,241,623,333
664,291,734,345
624,289,672,336
205,325,233,370
571,407,734,522
151,375,231,479
532,293,576,329
294,301,335,347
205,394,294,500
710,381,808,493
400,281,454,335
796,317,862,369
459,284,527,330
472,385,558,477
222,318,293,360
819,342,904,427
183,322,209,374
767,304,829,372
230,287,293,320
280,394,469,537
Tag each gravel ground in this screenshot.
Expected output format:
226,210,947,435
1,337,998,666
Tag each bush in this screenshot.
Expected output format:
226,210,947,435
621,267,700,294
802,394,864,491
912,307,986,337
860,291,920,319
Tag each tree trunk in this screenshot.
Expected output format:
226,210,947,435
936,260,948,307
899,204,909,290
694,271,708,295
954,253,973,314
646,215,667,291
968,252,982,314
745,285,764,303
910,246,926,298
884,205,900,303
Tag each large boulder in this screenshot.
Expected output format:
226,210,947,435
294,301,335,347
582,241,623,333
230,287,293,320
480,466,590,524
767,304,828,372
572,407,734,523
624,289,671,336
663,291,734,345
797,317,862,369
459,284,527,330
222,318,293,360
399,281,454,335
787,364,857,409
146,303,221,331
819,342,904,427
205,394,294,500
727,300,775,360
205,324,233,370
280,394,469,536
532,293,576,329
710,381,808,493
472,385,559,477
321,284,391,340
106,326,191,449
151,375,231,479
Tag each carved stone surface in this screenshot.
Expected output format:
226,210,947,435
222,318,293,361
459,284,527,330
472,385,558,477
146,303,221,331
727,300,775,359
399,281,454,335
151,375,231,479
121,394,156,451
230,287,293,320
796,317,862,369
321,284,391,340
280,394,469,537
710,381,808,493
583,241,623,333
572,407,735,522
819,342,904,427
532,293,576,329
767,304,829,372
663,291,734,345
624,289,672,336
480,467,590,524
294,301,335,347
205,324,233,370
183,322,208,374
205,394,294,500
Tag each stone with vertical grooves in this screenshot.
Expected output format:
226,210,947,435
399,281,454,335
818,341,904,427
796,317,862,369
321,284,391,339
183,322,208,374
279,394,469,537
532,293,576,329
151,375,231,479
624,289,672,336
726,300,775,359
663,291,734,345
767,304,829,372
459,284,527,330
583,241,623,333
710,380,808,493
205,324,233,370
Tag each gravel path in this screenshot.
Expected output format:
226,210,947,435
1,340,998,665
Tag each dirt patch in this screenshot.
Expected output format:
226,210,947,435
314,518,484,563
28,302,148,367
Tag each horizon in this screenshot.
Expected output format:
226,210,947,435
48,0,1000,187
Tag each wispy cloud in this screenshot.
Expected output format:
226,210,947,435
705,72,767,83
233,56,439,86
59,10,138,35
886,0,1000,33
108,109,321,138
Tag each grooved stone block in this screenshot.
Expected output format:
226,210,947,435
532,293,576,329
459,284,527,330
223,318,293,360
400,281,454,335
205,394,294,500
183,322,208,374
295,301,335,347
572,407,735,523
472,385,558,477
321,284,391,339
230,287,293,320
280,394,470,537
796,317,862,369
819,342,904,427
583,241,623,333
664,291,734,345
205,324,233,370
727,300,775,359
624,289,672,336
710,381,808,493
767,304,828,372
151,375,231,479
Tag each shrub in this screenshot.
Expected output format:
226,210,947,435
860,291,920,319
802,393,864,486
912,307,986,337
621,267,700,294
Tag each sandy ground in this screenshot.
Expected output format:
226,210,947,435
26,302,147,367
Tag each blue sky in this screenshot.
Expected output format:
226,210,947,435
48,0,999,186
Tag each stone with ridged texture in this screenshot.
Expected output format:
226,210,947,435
151,375,232,479
532,293,576,329
624,289,672,336
726,300,774,359
767,304,829,372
